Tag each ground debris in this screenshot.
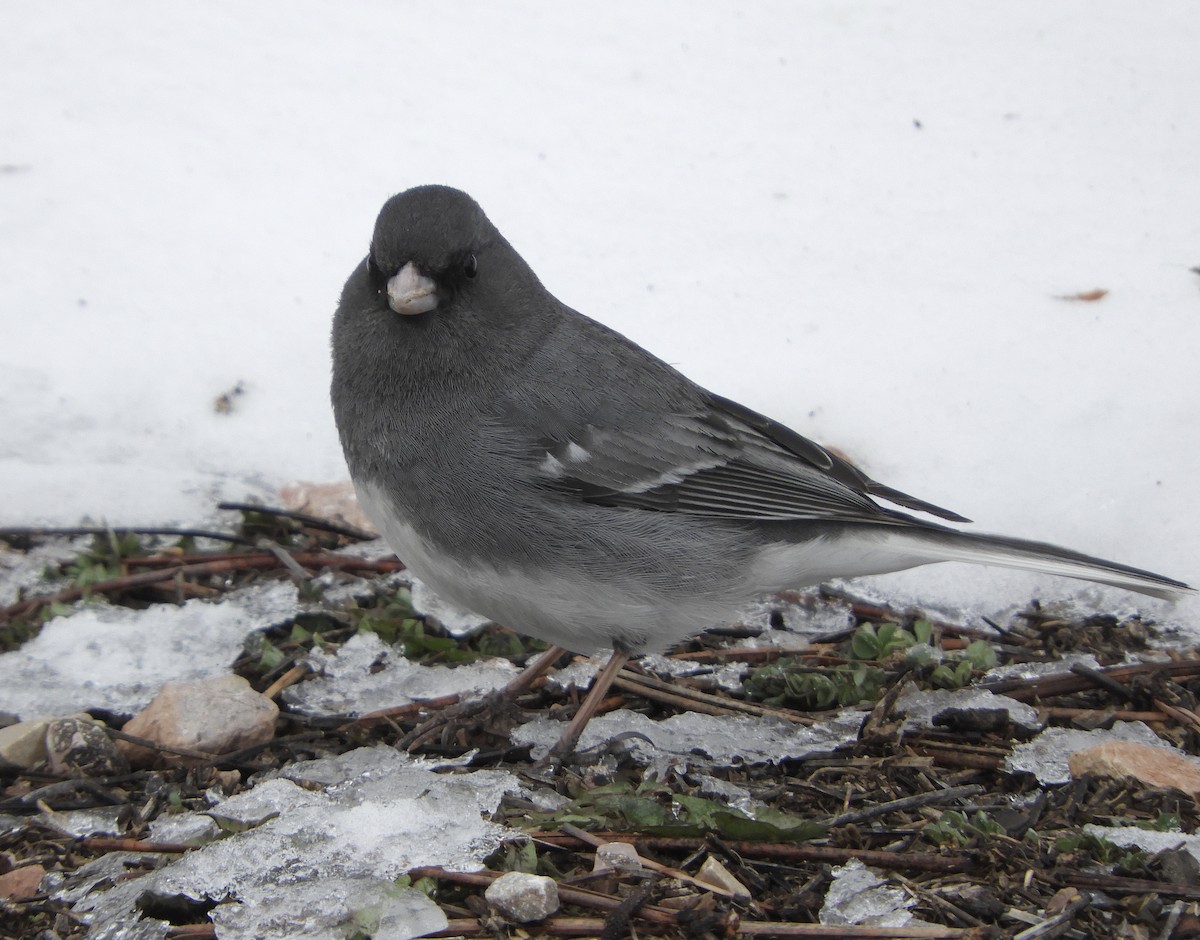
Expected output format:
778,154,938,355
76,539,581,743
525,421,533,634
1,507,1197,938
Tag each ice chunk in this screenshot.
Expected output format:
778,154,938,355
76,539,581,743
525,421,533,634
896,687,1042,734
1083,824,1200,864
738,594,856,640
820,859,914,926
0,581,298,719
0,537,86,607
1005,721,1169,784
71,746,521,939
284,632,517,716
408,575,493,637
513,708,863,765
212,878,447,940
985,652,1101,681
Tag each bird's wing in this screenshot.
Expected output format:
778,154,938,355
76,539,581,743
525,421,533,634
527,392,968,526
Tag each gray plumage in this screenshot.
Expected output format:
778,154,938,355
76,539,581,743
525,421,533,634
331,185,1190,656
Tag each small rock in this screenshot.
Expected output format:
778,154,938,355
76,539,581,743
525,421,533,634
45,716,129,777
1045,886,1080,915
1157,848,1200,887
695,856,751,899
0,864,45,900
118,675,278,768
934,884,1006,919
278,481,378,535
593,841,643,873
1068,740,1200,799
0,717,55,769
484,871,559,923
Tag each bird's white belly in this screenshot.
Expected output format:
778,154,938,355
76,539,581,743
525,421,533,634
353,479,739,654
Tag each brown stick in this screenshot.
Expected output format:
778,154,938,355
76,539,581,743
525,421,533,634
529,832,973,873
0,552,405,621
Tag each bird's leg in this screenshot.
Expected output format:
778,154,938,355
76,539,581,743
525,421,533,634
398,645,566,751
504,644,567,696
548,648,630,759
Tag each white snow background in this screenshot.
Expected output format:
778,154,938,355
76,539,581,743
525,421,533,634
2,2,1198,624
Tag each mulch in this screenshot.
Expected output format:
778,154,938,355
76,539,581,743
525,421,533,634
2,508,1198,939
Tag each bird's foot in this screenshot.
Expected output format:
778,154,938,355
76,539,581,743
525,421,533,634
397,688,518,751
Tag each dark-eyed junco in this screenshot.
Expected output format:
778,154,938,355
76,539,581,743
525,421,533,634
331,185,1190,754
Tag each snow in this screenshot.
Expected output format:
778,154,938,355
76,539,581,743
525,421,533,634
57,747,520,940
0,582,298,720
512,706,865,766
2,3,1197,621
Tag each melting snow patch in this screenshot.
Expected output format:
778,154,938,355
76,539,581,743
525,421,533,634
408,575,493,637
284,632,517,716
1083,824,1200,865
0,581,298,720
985,652,1102,681
0,537,87,607
66,746,522,940
513,708,864,765
895,687,1043,734
819,859,915,927
543,658,600,693
637,654,749,692
738,594,856,640
1005,721,1170,785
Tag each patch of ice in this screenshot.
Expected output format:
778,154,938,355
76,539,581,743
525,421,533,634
543,658,600,693
819,859,914,927
283,632,517,716
408,575,493,637
985,652,1101,681
896,687,1043,734
215,878,447,940
72,746,522,939
739,595,856,639
693,774,754,814
1083,824,1200,864
0,581,298,720
513,708,864,765
0,537,88,607
1005,721,1171,784
637,655,750,693
42,807,125,839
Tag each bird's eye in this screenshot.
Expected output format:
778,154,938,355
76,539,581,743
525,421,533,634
463,253,478,278
366,248,387,293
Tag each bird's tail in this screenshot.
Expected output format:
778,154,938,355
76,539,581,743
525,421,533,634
897,526,1192,601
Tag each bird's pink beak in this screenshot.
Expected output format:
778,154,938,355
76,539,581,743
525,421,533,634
386,262,439,315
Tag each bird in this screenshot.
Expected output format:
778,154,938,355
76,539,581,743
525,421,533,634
331,184,1191,757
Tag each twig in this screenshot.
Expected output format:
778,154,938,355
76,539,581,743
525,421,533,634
1012,891,1092,939
0,525,252,545
822,784,983,828
217,500,378,542
612,670,814,724
1154,698,1200,735
84,837,195,854
529,832,973,874
1040,705,1167,724
1069,663,1135,701
1052,870,1200,900
559,822,735,898
105,727,221,763
425,919,985,938
983,660,1200,702
165,927,216,940
407,866,680,926
906,742,1005,771
0,551,405,622
263,664,310,699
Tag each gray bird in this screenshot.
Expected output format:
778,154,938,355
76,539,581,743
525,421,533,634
331,185,1190,754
